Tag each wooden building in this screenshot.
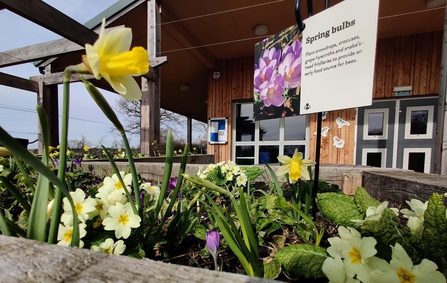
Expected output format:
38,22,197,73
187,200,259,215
1,0,446,174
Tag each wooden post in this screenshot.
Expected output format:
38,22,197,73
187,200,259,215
140,0,161,155
37,65,59,153
434,4,447,174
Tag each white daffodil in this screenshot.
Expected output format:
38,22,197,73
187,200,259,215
61,188,97,225
57,223,87,248
400,199,427,219
102,202,141,239
369,242,446,283
327,226,377,283
352,201,389,226
91,238,126,255
276,148,316,183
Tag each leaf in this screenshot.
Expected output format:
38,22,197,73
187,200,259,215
194,223,206,240
422,193,447,274
354,187,380,214
317,192,362,228
275,244,328,278
263,258,281,280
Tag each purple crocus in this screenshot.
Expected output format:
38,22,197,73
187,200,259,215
259,74,285,107
278,52,301,89
206,230,221,270
73,157,82,167
168,177,178,190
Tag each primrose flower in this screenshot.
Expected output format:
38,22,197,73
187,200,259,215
91,238,126,255
369,243,446,283
400,199,427,219
322,255,360,283
352,201,389,225
61,188,97,225
326,226,377,283
81,19,149,100
276,148,316,183
57,223,87,248
98,172,133,203
236,173,247,187
102,202,141,239
140,183,161,201
206,230,221,270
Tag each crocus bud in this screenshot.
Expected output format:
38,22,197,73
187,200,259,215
206,230,220,259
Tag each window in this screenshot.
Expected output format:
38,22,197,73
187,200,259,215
363,108,388,140
404,106,434,139
361,148,387,168
233,102,309,165
402,148,431,173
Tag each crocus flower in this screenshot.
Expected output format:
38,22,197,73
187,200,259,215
206,230,221,270
80,19,149,100
168,177,178,190
259,74,285,107
73,157,83,167
278,52,301,89
276,148,316,183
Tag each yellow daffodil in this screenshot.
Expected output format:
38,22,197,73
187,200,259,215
276,148,316,183
81,19,149,100
83,145,90,151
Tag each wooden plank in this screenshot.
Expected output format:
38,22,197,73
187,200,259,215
29,72,95,85
0,0,98,46
0,38,83,68
413,34,423,94
0,72,38,92
384,38,395,98
419,33,430,94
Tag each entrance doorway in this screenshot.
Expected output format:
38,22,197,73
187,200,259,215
356,97,437,173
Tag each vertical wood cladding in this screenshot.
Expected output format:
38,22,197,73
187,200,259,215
207,31,442,164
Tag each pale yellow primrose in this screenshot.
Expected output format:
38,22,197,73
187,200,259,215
82,19,149,100
276,148,316,183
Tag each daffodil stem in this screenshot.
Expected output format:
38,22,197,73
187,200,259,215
48,69,75,245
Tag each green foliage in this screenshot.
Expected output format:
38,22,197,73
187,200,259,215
422,193,447,275
275,244,328,279
353,186,380,214
317,192,363,228
263,258,281,280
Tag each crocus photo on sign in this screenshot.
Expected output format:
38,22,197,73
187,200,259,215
253,25,302,121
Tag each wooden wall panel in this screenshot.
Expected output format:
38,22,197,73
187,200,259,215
208,31,442,164
373,31,442,98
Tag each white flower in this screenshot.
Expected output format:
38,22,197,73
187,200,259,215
61,188,97,225
352,201,389,226
140,183,160,201
369,243,446,283
57,223,87,248
0,164,3,172
323,255,361,283
91,238,126,255
102,202,141,239
236,173,247,187
400,199,427,219
407,216,424,237
327,226,377,283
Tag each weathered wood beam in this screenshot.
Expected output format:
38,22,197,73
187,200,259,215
160,6,215,69
0,0,98,46
0,38,83,68
0,72,38,92
29,72,95,85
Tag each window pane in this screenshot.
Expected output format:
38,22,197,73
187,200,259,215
259,146,279,164
283,145,306,158
284,115,306,140
259,119,279,141
236,104,255,141
410,110,428,135
408,152,425,173
366,152,382,167
368,113,384,136
236,146,254,165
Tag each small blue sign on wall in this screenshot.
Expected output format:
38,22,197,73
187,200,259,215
208,117,228,144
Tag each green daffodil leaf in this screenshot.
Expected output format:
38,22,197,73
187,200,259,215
316,192,363,228
353,186,380,214
275,244,328,278
422,193,447,274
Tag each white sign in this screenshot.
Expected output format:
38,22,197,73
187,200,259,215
300,0,379,114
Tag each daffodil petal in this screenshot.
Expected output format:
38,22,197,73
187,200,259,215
104,75,142,101
85,44,101,79
103,27,132,55
300,165,311,180
276,164,291,176
277,155,291,164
